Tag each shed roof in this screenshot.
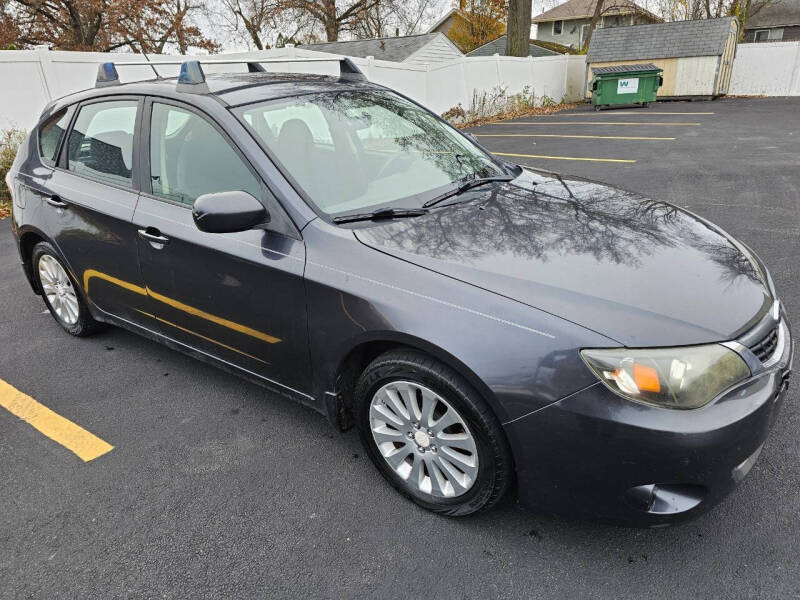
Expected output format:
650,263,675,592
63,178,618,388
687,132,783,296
592,63,660,74
744,0,800,28
532,0,660,23
466,35,561,57
304,33,458,63
586,17,738,62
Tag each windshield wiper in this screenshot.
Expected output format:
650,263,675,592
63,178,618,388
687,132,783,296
332,207,429,224
422,175,515,208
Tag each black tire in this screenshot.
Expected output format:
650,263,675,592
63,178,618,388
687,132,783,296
32,241,104,337
355,349,513,517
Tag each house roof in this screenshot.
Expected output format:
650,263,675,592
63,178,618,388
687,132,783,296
466,35,561,57
304,33,459,63
744,0,800,29
532,0,661,23
592,63,660,74
586,17,738,62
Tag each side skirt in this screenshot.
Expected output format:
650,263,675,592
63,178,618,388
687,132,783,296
92,307,325,416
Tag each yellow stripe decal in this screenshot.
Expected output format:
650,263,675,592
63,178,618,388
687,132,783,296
145,287,280,344
0,378,114,462
135,310,268,363
83,270,280,345
84,269,147,297
476,134,675,140
493,151,636,164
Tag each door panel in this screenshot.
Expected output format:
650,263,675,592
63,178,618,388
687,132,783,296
133,196,310,394
42,171,147,324
134,99,311,396
31,98,150,326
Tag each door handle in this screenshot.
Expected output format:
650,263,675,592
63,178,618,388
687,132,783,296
138,228,170,246
46,195,68,208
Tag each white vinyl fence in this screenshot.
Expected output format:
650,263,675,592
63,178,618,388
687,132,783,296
2,41,797,131
0,45,586,131
729,41,800,97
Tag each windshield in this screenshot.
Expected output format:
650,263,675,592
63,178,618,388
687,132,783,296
236,90,504,217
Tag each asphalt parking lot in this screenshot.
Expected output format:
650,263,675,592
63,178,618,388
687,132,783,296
2,97,799,599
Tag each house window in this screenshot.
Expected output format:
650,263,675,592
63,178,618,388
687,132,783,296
552,20,563,35
754,29,770,42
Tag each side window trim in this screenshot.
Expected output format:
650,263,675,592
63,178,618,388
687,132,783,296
57,95,144,193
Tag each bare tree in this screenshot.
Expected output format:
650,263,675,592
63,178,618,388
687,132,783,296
349,0,443,38
655,0,775,23
2,0,217,52
287,0,381,41
219,0,282,49
583,0,604,52
393,0,441,36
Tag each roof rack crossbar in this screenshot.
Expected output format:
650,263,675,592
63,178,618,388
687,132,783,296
94,56,367,89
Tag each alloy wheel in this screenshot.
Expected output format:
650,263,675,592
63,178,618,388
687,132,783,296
38,254,80,326
369,381,479,498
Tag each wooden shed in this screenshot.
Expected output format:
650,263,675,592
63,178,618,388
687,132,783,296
585,17,739,99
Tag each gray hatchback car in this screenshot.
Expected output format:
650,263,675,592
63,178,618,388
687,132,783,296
7,58,793,524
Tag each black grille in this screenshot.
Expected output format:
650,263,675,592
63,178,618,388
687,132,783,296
749,326,779,363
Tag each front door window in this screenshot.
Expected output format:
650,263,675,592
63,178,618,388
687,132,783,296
149,102,261,205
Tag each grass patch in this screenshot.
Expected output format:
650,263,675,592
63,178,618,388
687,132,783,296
442,86,576,129
1,129,26,219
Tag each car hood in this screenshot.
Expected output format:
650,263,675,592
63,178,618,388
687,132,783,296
354,169,771,347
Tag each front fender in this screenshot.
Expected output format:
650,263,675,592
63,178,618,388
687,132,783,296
303,220,616,425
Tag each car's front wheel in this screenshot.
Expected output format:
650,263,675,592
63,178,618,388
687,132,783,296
355,349,512,516
32,241,103,337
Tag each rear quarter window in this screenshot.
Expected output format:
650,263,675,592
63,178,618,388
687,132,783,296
38,110,70,167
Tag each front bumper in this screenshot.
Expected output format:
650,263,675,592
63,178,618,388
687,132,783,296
507,318,793,527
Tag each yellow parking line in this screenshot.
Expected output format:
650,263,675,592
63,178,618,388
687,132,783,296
0,378,114,462
556,112,714,116
476,134,674,140
493,121,700,126
493,151,635,163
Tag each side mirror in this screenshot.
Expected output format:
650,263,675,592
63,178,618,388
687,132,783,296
192,191,267,234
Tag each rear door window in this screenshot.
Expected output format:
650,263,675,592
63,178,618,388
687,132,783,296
38,109,70,167
66,100,138,188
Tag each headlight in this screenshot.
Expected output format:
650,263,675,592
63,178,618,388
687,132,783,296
580,345,750,409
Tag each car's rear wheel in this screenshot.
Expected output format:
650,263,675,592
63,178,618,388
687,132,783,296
32,242,103,337
355,349,512,516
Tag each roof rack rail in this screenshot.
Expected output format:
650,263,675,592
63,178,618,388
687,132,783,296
94,57,367,91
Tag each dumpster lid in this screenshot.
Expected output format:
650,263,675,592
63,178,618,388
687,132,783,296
591,63,662,76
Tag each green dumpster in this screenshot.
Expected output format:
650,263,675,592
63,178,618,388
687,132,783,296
590,64,663,110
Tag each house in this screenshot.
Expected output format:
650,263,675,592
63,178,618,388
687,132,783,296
743,0,800,42
466,35,562,57
586,17,739,98
427,6,507,52
532,0,662,51
428,8,471,37
428,7,508,37
303,33,462,66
